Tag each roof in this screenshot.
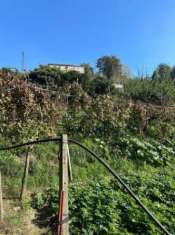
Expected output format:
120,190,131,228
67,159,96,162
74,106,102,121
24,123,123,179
48,64,84,68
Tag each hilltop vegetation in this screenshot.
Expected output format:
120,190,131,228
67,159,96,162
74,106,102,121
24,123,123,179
0,56,175,234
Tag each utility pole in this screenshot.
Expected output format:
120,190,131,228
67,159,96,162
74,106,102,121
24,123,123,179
21,51,25,72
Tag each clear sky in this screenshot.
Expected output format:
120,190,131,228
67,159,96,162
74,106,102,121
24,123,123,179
1,0,175,75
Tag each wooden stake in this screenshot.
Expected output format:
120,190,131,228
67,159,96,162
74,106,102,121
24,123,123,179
67,147,72,182
57,135,69,235
20,146,32,202
0,171,4,222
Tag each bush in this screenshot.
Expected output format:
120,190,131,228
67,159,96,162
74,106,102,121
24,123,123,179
112,135,174,167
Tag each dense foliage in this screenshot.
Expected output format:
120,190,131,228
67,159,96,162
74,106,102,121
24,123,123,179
1,58,175,234
32,174,175,235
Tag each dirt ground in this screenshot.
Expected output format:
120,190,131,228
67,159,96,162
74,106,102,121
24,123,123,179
0,199,48,235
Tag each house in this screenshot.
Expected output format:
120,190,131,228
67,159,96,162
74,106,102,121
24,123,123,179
113,83,123,89
48,64,85,74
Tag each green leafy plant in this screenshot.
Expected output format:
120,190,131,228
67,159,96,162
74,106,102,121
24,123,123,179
32,176,175,235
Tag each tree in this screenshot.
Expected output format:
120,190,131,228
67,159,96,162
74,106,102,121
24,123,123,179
125,77,175,105
170,66,175,80
81,63,94,77
87,76,113,96
29,65,62,88
96,56,122,79
122,64,131,78
0,68,21,80
152,64,171,80
62,71,90,91
29,66,90,91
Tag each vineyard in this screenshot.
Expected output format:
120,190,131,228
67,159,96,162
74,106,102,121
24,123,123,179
0,66,175,234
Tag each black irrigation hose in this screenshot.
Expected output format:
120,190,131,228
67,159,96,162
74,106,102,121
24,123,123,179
0,137,61,151
0,136,172,235
69,138,172,235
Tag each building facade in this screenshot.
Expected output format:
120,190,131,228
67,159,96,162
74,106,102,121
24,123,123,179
48,64,85,74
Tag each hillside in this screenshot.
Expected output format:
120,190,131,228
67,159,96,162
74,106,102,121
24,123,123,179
0,63,175,234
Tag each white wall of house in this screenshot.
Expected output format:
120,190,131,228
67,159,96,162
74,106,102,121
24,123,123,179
48,64,85,74
113,83,124,89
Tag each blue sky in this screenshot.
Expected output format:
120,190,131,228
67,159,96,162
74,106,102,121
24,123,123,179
1,0,175,75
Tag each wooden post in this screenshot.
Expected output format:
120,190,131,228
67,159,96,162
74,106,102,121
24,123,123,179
67,147,72,182
57,135,69,235
20,146,32,202
0,171,4,222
